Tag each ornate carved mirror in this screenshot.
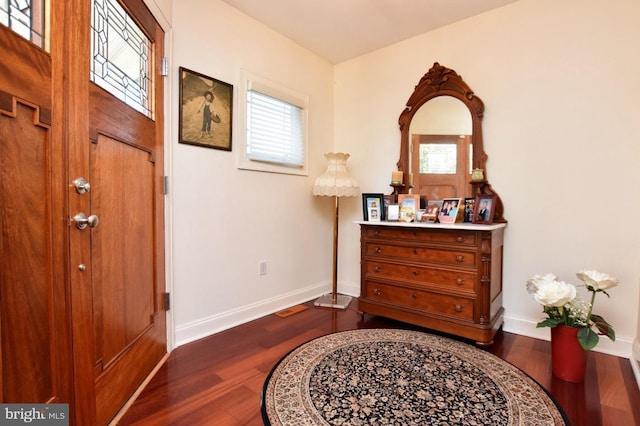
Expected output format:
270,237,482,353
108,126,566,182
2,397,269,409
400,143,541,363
398,62,504,222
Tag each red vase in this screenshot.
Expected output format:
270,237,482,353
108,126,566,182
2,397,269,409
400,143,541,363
550,325,588,382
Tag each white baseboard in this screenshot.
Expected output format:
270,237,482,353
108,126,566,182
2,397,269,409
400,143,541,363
174,281,360,347
174,290,637,378
503,315,633,359
632,340,640,391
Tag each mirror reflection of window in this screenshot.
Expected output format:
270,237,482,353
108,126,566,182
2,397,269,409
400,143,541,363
420,143,457,174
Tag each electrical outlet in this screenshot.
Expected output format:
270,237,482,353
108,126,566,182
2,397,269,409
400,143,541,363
259,260,267,275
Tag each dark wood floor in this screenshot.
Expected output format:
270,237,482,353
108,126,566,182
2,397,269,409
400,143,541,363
117,301,640,426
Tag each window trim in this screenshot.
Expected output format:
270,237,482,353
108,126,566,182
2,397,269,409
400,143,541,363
236,70,309,176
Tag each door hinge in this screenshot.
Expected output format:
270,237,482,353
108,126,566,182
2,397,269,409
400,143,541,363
163,292,170,311
161,57,168,76
163,175,169,195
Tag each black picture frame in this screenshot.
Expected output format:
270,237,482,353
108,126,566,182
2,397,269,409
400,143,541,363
464,197,475,223
362,193,385,221
179,67,233,151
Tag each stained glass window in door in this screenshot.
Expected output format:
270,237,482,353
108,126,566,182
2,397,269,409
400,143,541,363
91,0,152,117
0,0,46,49
419,143,457,174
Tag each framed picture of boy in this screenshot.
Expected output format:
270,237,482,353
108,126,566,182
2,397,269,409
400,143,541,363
472,194,497,224
179,67,233,151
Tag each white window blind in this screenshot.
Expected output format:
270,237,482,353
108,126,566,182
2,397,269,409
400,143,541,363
247,89,304,167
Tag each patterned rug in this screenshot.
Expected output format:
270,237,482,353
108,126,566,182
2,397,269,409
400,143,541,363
261,329,568,425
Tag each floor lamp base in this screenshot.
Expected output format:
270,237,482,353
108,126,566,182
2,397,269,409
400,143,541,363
313,294,352,310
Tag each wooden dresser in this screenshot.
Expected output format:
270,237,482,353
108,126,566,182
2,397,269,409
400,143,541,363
357,222,506,345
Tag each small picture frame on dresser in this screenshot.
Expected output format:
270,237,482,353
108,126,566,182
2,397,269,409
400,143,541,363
438,198,463,224
424,201,442,223
383,195,394,214
362,193,385,221
464,198,476,223
472,194,497,224
386,204,400,221
398,194,420,222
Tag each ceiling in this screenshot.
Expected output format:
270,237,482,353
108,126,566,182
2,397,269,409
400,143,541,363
220,0,520,64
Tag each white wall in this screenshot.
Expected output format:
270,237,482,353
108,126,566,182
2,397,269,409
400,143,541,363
154,0,640,360
169,0,335,345
335,0,640,358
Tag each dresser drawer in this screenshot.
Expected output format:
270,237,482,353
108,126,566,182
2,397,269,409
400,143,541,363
364,260,476,292
364,226,478,247
363,281,474,321
364,242,476,268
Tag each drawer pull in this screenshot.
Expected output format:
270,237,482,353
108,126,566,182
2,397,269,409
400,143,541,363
374,230,381,236
456,236,465,243
413,249,418,255
411,294,417,300
454,304,464,312
412,270,418,276
375,247,381,254
456,255,465,262
373,289,382,296
456,278,464,285
374,266,381,273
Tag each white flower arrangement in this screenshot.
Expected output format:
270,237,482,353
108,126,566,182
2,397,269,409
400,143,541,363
526,270,618,350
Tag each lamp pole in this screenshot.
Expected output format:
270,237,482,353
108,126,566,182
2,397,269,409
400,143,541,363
331,195,339,305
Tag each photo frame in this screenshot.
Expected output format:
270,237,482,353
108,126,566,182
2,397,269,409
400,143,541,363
179,67,233,151
472,194,497,224
386,204,400,221
383,195,393,212
398,194,420,222
464,198,476,223
438,198,463,224
424,201,442,223
362,193,385,221
383,195,398,221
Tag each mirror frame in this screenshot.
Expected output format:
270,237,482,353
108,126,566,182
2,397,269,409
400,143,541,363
398,62,504,222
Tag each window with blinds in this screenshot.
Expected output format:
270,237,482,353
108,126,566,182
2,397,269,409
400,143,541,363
247,90,304,167
238,71,308,175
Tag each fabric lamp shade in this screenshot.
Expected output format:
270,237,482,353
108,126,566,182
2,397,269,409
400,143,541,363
312,152,359,197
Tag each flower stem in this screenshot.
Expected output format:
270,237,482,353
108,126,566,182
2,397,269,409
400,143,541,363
586,290,596,326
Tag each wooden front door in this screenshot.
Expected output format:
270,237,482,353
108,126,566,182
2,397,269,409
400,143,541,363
78,1,167,424
1,1,166,424
0,20,72,407
411,134,473,201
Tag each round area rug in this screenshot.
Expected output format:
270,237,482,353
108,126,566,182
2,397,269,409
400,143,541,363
261,329,568,426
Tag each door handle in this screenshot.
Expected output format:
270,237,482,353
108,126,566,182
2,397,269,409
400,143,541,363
73,212,99,230
72,177,91,194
